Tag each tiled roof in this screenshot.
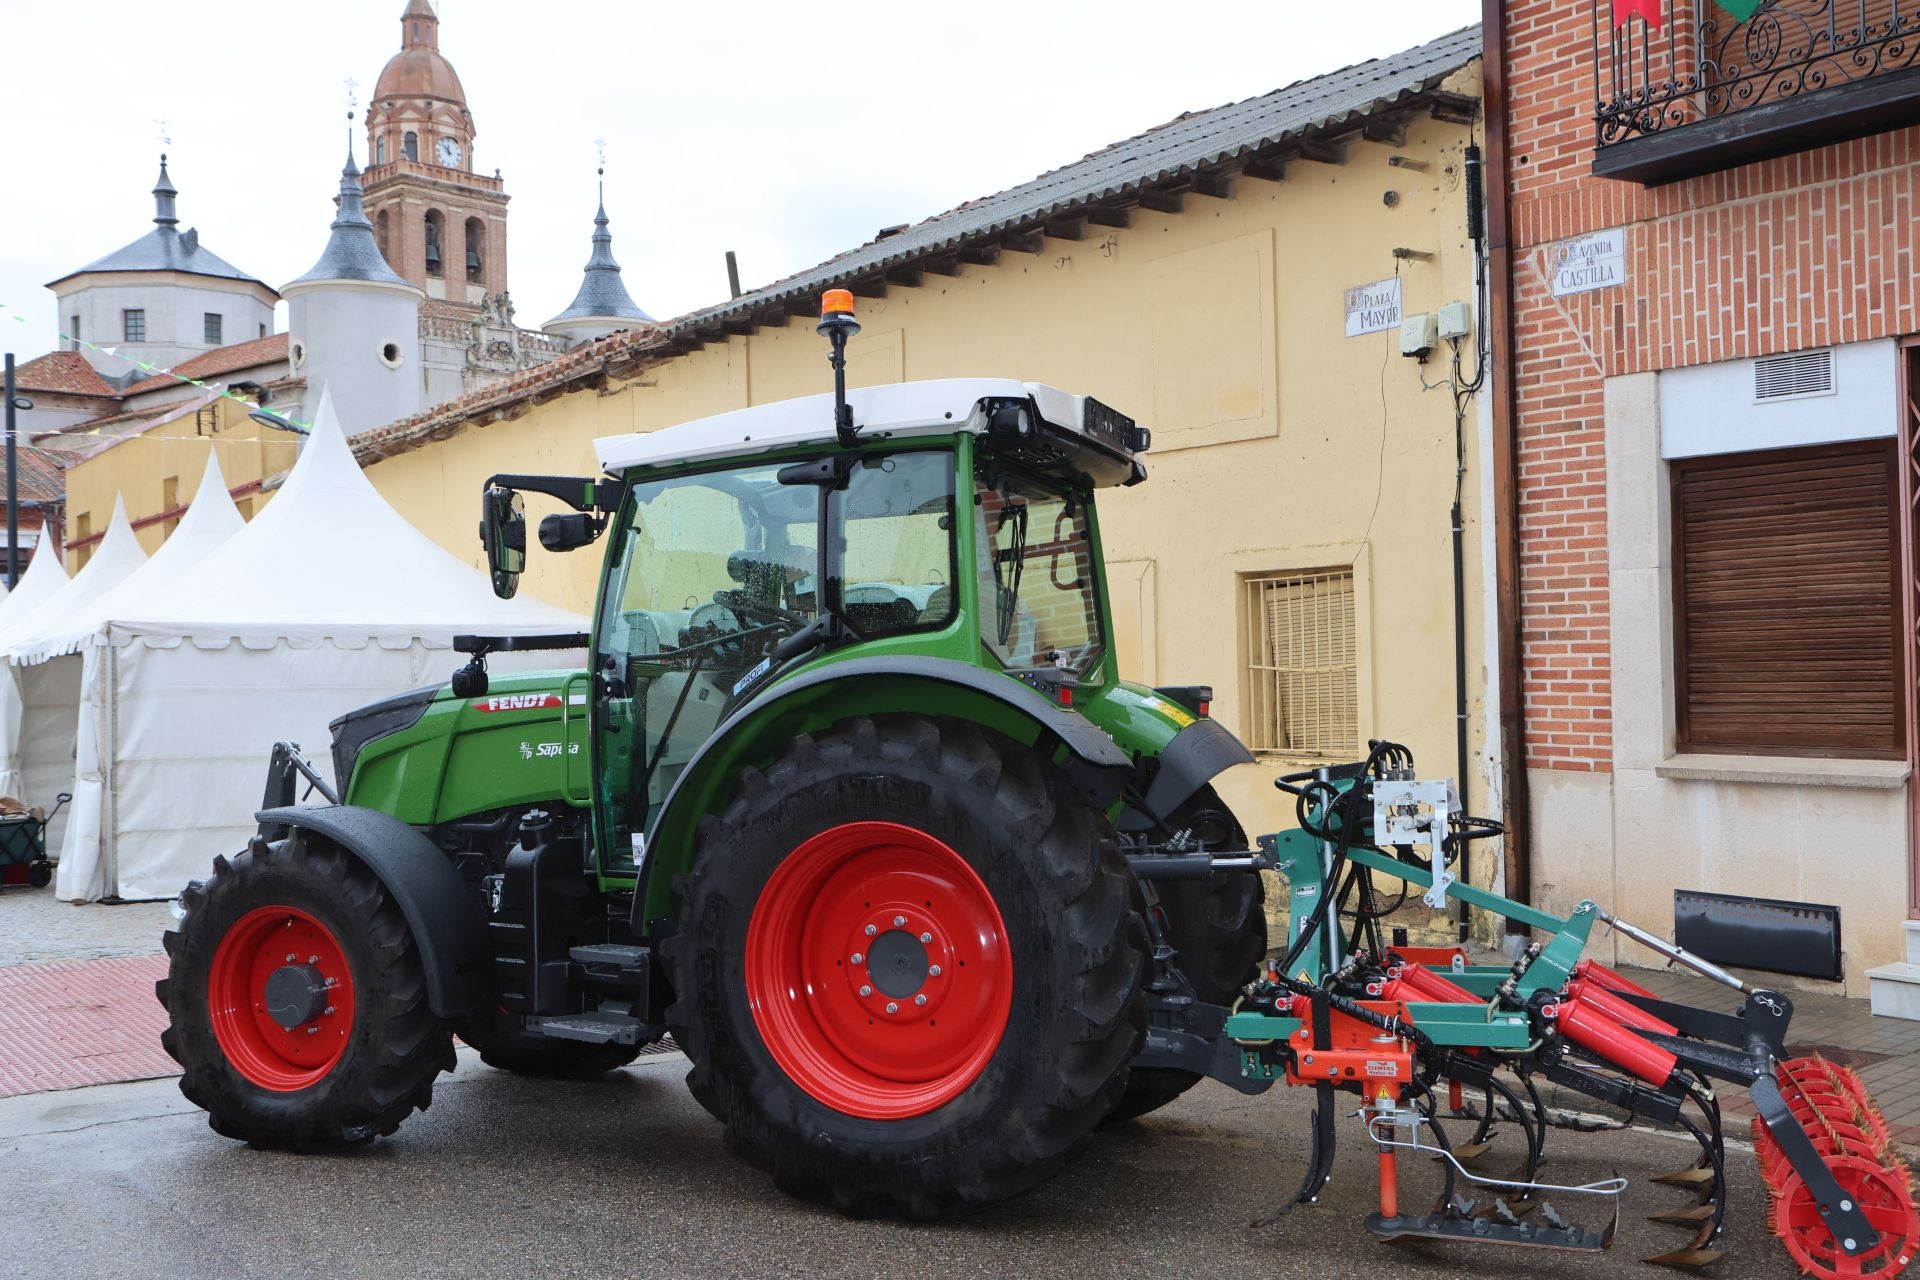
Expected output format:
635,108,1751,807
546,195,652,325
7,446,69,505
13,351,117,398
352,26,1480,465
121,333,289,396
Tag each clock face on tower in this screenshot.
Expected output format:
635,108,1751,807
435,137,462,168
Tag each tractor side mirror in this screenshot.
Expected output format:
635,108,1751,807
539,512,599,553
479,486,526,599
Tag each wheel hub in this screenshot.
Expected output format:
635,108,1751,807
864,928,929,999
262,964,331,1030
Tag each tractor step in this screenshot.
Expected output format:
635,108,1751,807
525,1005,654,1046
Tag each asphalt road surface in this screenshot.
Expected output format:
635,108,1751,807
2,1048,1815,1280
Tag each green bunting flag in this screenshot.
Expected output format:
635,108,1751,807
1716,0,1764,21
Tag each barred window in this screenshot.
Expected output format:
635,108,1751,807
123,309,145,343
203,312,222,344
1244,569,1358,756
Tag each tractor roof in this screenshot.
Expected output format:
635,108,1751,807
595,378,1147,486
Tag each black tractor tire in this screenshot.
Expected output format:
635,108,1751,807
1113,785,1267,1121
459,1006,644,1079
664,713,1148,1220
156,830,454,1151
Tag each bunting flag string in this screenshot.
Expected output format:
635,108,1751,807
0,302,312,435
1613,0,1665,28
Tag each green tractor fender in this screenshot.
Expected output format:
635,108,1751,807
256,803,489,1019
630,655,1131,926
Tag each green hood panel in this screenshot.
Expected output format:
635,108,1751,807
340,668,591,823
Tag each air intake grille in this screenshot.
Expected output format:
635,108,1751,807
1754,349,1834,401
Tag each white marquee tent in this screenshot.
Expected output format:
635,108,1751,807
0,504,147,857
56,389,585,901
0,523,67,636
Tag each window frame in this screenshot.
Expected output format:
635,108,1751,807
1241,567,1360,759
122,309,145,343
203,312,222,345
1669,438,1904,760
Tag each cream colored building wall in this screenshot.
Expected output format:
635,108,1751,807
62,398,300,565
366,67,1494,858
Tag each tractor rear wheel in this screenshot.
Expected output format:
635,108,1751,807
156,831,454,1150
1113,786,1266,1121
664,713,1148,1219
459,1007,644,1079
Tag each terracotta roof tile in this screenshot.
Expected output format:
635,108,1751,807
121,332,289,395
7,446,69,504
14,351,118,398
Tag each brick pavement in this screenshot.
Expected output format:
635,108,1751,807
0,954,174,1097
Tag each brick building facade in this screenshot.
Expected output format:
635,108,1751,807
1490,0,1920,999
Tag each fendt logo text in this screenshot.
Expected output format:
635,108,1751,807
473,694,564,713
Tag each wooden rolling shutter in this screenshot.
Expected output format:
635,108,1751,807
1672,439,1901,758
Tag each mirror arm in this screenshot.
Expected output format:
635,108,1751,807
485,473,620,514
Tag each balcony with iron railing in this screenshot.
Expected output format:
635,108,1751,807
1593,0,1920,182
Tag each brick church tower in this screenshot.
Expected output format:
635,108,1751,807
361,0,508,304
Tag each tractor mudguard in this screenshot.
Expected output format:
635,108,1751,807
1130,718,1256,831
631,655,1132,925
255,804,489,1019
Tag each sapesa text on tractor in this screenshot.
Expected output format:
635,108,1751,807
161,292,1916,1274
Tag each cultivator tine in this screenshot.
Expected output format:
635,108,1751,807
1642,1220,1725,1271
1647,1202,1717,1225
1650,1163,1718,1191
1252,1083,1338,1229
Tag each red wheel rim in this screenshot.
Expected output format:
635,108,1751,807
744,821,1013,1120
1774,1155,1919,1279
208,906,356,1091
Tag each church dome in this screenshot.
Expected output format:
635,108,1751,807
374,1,465,105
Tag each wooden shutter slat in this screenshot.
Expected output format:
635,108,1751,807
1672,439,1901,758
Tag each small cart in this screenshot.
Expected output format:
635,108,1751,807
0,793,68,890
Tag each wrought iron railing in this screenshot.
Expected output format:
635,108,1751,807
1595,0,1920,148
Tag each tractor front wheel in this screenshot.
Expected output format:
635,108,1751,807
156,831,454,1150
665,714,1148,1219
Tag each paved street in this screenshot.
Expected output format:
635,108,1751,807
1,1046,1812,1280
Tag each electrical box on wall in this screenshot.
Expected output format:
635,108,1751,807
1437,300,1472,340
1399,312,1437,359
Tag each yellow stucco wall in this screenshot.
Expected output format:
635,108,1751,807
359,64,1491,853
61,395,300,566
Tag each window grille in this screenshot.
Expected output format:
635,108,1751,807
1244,569,1357,756
203,312,222,345
122,309,145,343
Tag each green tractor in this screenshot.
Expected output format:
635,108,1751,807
159,292,1268,1217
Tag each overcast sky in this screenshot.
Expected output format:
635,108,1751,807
1,0,1479,368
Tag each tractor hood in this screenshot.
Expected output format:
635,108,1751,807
332,669,590,823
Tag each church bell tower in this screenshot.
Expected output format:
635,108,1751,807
361,0,509,303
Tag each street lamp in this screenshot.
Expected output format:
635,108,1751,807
3,354,37,589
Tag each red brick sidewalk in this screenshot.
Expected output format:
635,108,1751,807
0,954,177,1098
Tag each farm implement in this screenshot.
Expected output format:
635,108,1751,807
1204,740,1917,1275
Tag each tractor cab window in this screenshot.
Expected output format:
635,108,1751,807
839,451,956,638
594,463,820,856
973,461,1103,675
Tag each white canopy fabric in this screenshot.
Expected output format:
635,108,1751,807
59,388,586,901
0,523,68,636
0,506,146,856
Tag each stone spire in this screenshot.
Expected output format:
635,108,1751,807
288,133,413,287
152,155,178,227
544,171,651,338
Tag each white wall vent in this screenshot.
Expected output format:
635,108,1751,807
1754,348,1835,402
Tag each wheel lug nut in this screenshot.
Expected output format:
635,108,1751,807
919,932,931,944
851,952,864,965
285,953,295,963
308,955,319,965
865,924,877,937
885,1001,898,1014
893,915,906,927
859,985,872,997
306,1026,320,1035
929,965,942,977
324,1006,335,1015
914,994,927,1006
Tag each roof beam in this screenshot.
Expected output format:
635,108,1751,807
1427,91,1479,125
1298,138,1348,165
1044,215,1086,241
1362,116,1408,147
720,318,756,337
1240,154,1288,183
884,266,924,288
1136,187,1184,214
958,244,1001,267
851,277,889,299
1189,170,1233,199
923,256,963,276
1001,229,1045,254
1086,205,1131,228
783,296,817,318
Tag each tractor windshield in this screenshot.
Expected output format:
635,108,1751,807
593,452,957,859
973,460,1103,676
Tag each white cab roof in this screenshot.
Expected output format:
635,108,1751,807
596,378,1130,475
